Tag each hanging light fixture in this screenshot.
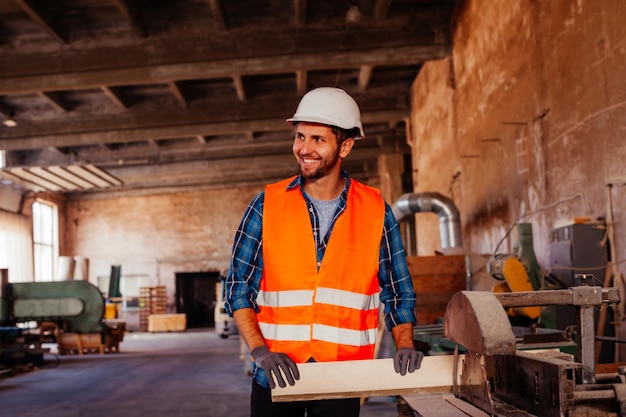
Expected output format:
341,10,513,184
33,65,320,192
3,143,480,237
2,118,17,127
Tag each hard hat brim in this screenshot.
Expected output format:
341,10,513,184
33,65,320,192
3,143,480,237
286,117,365,140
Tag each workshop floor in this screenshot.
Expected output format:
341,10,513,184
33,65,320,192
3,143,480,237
0,329,400,417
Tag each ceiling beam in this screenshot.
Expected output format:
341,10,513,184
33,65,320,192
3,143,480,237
14,0,68,44
38,92,69,112
0,45,444,95
294,0,307,26
101,86,127,108
0,109,406,151
232,75,246,102
0,22,450,94
81,133,397,168
112,0,145,37
207,0,227,31
358,65,374,91
102,145,384,185
168,81,187,107
296,70,307,95
0,91,408,142
374,0,393,20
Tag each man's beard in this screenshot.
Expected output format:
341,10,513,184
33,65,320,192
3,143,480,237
300,147,341,180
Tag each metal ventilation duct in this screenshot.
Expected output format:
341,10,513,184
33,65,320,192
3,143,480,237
391,192,463,251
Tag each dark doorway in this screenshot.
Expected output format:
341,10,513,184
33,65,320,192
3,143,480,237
175,271,220,328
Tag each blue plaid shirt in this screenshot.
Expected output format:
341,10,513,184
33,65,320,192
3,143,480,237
225,171,416,387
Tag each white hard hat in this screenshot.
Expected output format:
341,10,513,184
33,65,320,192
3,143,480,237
287,87,365,140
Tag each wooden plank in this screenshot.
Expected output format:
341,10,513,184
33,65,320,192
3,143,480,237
6,167,62,191
28,167,80,190
84,164,123,186
47,166,96,189
65,165,113,188
271,355,463,402
0,169,46,192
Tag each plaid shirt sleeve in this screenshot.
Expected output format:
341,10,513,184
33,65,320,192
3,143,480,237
379,203,417,330
224,192,265,315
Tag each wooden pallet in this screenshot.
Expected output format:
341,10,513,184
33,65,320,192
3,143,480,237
139,286,167,331
148,313,186,333
57,332,104,355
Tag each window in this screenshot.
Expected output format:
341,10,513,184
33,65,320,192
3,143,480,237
32,200,59,282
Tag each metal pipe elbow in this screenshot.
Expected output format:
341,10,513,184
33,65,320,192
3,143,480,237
391,192,463,250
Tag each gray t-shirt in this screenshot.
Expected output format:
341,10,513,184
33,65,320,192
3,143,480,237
309,195,340,240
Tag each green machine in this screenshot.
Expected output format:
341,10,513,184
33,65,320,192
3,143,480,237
0,273,104,333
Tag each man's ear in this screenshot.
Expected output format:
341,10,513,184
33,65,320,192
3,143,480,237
339,138,355,158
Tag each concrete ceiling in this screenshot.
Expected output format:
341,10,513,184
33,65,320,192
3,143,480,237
0,0,456,198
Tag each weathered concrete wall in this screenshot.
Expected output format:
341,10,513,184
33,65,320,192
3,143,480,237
410,0,626,273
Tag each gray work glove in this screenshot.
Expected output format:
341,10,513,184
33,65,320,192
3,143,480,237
393,347,424,376
251,345,300,389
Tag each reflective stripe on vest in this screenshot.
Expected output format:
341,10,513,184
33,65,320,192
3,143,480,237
258,322,378,347
257,289,314,307
259,176,385,362
257,288,380,311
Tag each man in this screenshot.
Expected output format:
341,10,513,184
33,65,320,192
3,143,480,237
225,87,422,417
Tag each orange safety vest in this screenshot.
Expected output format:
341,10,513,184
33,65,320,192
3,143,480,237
258,176,385,363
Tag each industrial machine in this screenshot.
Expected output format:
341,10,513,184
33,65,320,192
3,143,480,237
406,221,625,416
1,277,105,333
440,285,623,417
0,270,123,371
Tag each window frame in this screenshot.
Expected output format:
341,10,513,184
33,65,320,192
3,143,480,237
32,199,59,282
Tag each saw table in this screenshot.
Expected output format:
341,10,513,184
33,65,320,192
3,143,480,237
273,285,625,417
